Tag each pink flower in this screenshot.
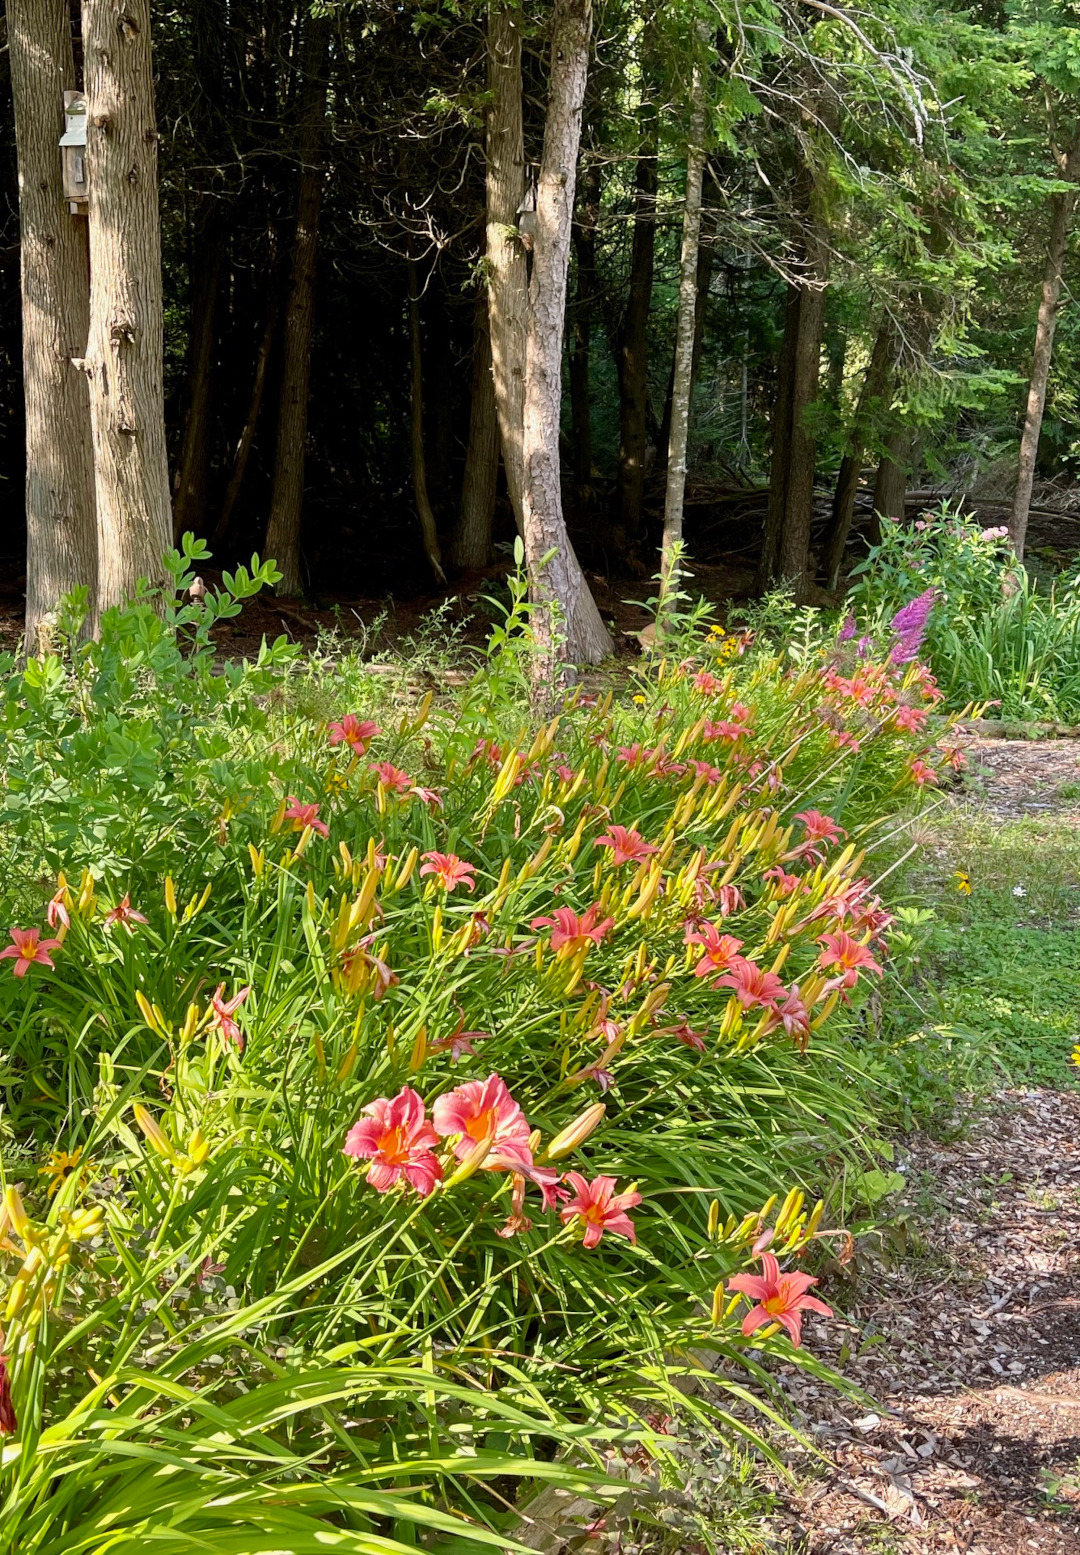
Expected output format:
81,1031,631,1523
0,927,61,978
765,985,812,1050
343,1086,442,1196
717,957,787,1010
560,1173,642,1249
530,905,615,957
727,1251,832,1346
46,886,70,932
420,852,477,892
909,758,938,786
430,1027,490,1063
764,866,801,897
818,931,882,989
284,797,329,837
686,922,744,979
209,984,250,1051
370,763,413,793
893,704,929,733
717,884,745,917
432,1073,534,1173
594,826,659,866
703,720,747,743
0,1346,15,1437
793,810,844,846
328,716,381,756
616,744,648,768
688,760,722,785
693,671,720,695
103,894,148,932
411,786,444,811
665,1021,707,1053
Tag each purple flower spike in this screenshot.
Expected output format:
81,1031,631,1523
837,612,857,642
889,587,937,665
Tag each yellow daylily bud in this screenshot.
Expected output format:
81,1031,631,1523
408,1024,428,1074
248,844,266,878
710,1279,726,1325
443,1134,492,1188
164,877,177,917
806,1199,825,1237
543,1102,606,1161
183,883,212,923
4,1186,30,1239
337,1038,359,1081
187,1127,210,1166
431,904,443,953
133,1105,178,1163
707,1199,720,1241
292,824,315,858
305,880,317,916
134,991,167,1038
269,799,288,834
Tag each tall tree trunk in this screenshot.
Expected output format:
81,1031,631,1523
486,2,527,531
659,54,707,622
407,258,447,584
82,0,172,620
213,292,278,549
1010,160,1078,560
569,160,600,490
522,0,611,683
616,112,657,545
452,295,500,568
872,429,910,529
776,222,828,597
263,16,329,597
658,203,715,465
172,203,225,542
8,0,97,652
820,316,895,588
757,285,799,589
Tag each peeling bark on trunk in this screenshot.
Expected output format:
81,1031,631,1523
1010,144,1079,560
821,316,895,588
407,259,446,584
486,2,527,532
616,114,657,545
569,160,600,491
83,0,172,621
453,295,500,568
9,0,97,652
522,0,611,684
659,55,707,622
264,16,329,597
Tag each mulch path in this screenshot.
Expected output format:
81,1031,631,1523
765,741,1080,1555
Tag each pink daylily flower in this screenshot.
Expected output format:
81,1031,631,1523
716,957,787,1010
560,1173,642,1249
430,1027,491,1063
727,1251,833,1346
419,852,477,892
328,715,381,755
432,1073,534,1173
594,826,659,866
0,927,61,977
530,905,615,957
103,894,148,933
909,758,939,786
46,886,70,932
686,922,744,979
209,983,250,1051
370,763,413,793
343,1086,442,1196
817,931,882,989
284,797,329,837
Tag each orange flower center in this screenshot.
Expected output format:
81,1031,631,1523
378,1125,411,1166
22,942,39,960
465,1109,497,1143
763,1293,789,1316
583,1203,607,1227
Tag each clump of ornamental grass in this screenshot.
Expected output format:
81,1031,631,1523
0,557,956,1548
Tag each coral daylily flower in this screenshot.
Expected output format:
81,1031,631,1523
728,1251,833,1346
594,826,659,866
284,798,329,837
411,785,444,811
794,810,844,845
560,1172,642,1249
716,957,787,1010
432,1073,534,1173
817,931,882,989
909,758,938,786
530,905,615,957
370,762,413,793
103,894,148,932
419,852,477,892
686,923,744,979
328,716,381,755
0,927,61,977
343,1086,443,1196
46,883,70,931
703,720,747,742
209,983,250,1050
688,760,722,785
893,704,929,732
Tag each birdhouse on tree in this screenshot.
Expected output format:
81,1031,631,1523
59,91,88,214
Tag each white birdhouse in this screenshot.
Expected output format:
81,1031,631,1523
59,91,88,213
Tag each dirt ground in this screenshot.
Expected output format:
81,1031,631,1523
765,742,1080,1555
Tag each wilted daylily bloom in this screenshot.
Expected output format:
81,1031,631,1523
103,894,148,933
764,986,812,1050
560,1173,642,1249
818,931,882,990
343,1086,442,1196
430,1024,490,1062
0,1340,15,1437
688,759,722,785
283,797,329,837
0,927,61,978
686,922,744,980
209,983,250,1050
717,957,787,1010
728,1251,833,1346
411,785,444,811
433,1072,534,1173
530,905,615,957
328,715,381,755
419,852,477,892
46,879,70,931
594,826,659,866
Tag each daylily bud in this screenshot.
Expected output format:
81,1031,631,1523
164,877,177,917
707,1199,720,1241
248,844,266,878
443,1134,492,1187
305,881,317,915
292,824,315,857
543,1102,606,1161
408,1024,427,1074
187,1128,210,1166
710,1279,726,1325
3,1188,29,1240
133,1105,178,1164
269,799,287,834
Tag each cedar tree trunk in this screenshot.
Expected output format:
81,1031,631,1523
821,316,895,587
522,0,611,681
486,1,528,531
616,113,657,544
872,429,910,528
82,0,172,619
8,0,97,652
